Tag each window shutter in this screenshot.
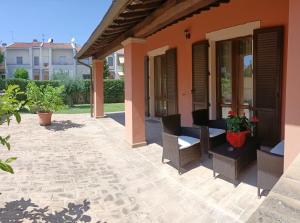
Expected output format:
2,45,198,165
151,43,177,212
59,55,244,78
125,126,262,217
166,48,178,115
253,26,283,146
192,40,209,112
144,56,150,117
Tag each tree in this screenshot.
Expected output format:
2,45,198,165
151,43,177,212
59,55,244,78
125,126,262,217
103,60,111,79
0,85,26,173
0,51,4,64
14,68,29,79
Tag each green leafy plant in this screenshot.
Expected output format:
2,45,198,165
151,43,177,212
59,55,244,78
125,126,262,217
0,85,26,173
103,60,111,79
26,82,65,113
226,111,258,133
0,51,4,64
52,71,85,106
14,68,29,79
0,78,125,104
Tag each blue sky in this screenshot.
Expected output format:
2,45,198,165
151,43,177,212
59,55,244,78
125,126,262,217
0,0,112,46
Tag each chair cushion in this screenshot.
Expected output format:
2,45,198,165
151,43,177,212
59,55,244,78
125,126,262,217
178,136,200,149
270,141,285,156
209,128,226,138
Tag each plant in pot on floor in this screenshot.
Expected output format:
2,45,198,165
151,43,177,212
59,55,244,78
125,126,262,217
26,82,65,126
226,111,258,148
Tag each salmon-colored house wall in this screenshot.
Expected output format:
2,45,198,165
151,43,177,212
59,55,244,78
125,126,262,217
144,0,289,128
285,0,300,169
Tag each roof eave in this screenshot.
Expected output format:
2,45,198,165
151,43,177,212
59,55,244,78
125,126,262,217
76,0,131,59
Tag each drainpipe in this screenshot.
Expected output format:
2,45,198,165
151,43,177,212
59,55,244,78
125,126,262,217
76,58,94,118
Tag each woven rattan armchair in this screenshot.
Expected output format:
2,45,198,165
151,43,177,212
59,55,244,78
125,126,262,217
192,109,226,154
161,114,201,174
257,142,284,198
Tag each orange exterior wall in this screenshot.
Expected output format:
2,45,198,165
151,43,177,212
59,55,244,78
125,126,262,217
144,0,289,127
284,0,300,169
123,39,147,146
93,59,104,118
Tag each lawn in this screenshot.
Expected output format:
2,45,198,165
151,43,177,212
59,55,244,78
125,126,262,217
57,103,124,114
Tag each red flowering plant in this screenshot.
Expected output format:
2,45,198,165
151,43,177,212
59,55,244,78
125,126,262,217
226,111,259,134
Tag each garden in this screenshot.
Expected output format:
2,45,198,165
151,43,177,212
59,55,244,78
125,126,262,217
0,78,125,114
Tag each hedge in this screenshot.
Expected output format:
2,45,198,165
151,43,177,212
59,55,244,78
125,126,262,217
0,78,124,104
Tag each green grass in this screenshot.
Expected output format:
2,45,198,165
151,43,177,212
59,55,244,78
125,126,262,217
56,103,124,114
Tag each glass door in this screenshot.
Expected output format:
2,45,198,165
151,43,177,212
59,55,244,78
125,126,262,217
154,55,167,117
217,36,253,119
237,37,253,118
217,40,233,118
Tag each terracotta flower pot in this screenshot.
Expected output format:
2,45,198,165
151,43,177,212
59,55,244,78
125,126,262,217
38,112,52,126
226,131,249,148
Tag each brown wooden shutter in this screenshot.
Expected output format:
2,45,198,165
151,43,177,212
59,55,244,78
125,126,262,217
144,56,150,117
166,48,178,115
253,26,283,146
192,40,209,111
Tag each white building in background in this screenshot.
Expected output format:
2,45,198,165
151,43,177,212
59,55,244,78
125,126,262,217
4,39,91,80
106,49,124,79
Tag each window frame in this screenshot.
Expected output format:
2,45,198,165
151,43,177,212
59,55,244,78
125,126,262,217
34,56,39,66
16,56,23,65
216,35,253,119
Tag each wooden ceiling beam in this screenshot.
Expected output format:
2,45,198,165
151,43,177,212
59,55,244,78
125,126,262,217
86,0,229,59
133,0,220,38
119,10,150,18
103,27,132,35
126,2,162,11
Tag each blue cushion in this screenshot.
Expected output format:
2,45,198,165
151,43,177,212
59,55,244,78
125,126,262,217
270,141,285,156
209,128,226,138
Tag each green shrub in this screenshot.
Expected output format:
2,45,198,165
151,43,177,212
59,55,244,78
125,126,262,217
27,82,65,113
0,78,124,104
0,52,4,64
14,68,29,79
104,79,124,103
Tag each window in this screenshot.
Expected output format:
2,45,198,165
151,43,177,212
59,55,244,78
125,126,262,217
16,57,23,65
42,69,49,80
34,56,39,66
118,55,124,65
59,56,67,65
107,57,114,66
217,36,253,119
33,69,40,80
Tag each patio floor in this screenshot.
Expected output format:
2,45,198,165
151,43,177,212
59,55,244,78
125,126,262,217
0,113,264,222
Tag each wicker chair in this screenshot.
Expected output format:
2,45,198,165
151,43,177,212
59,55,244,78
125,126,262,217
192,109,226,154
161,114,201,174
200,119,227,154
192,109,209,126
257,141,284,198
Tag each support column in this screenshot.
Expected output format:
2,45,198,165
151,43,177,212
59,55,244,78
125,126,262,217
92,59,104,118
122,38,147,147
285,0,300,170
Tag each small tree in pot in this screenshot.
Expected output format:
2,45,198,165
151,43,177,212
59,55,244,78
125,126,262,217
26,82,65,126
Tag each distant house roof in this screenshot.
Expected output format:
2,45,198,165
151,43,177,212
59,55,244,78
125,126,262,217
6,42,81,51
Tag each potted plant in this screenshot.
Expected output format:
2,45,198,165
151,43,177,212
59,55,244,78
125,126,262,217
26,82,65,126
226,111,258,148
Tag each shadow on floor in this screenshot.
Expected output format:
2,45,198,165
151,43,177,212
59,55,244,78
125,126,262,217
106,112,163,146
106,112,125,126
106,112,257,187
0,198,105,223
199,154,258,187
45,120,85,132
